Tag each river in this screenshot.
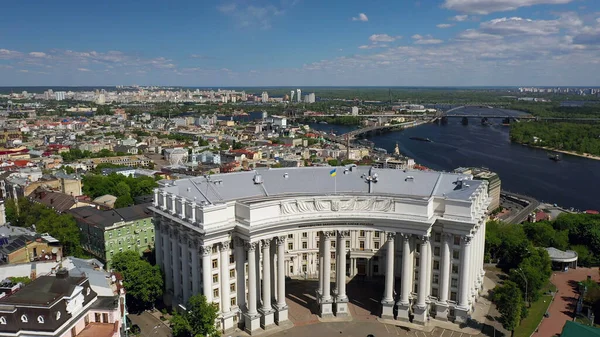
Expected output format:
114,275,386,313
310,108,600,211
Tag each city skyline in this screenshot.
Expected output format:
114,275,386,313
1,0,600,86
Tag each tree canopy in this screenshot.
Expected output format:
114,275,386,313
82,173,158,208
171,294,220,337
510,122,600,156
493,280,526,336
111,251,163,312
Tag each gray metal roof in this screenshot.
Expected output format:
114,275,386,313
162,166,484,204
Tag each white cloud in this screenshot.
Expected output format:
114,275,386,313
352,13,369,22
29,52,47,58
437,23,455,28
412,34,444,44
480,17,561,36
369,34,400,42
0,49,22,59
216,1,291,29
443,0,574,15
359,44,389,49
217,3,237,13
452,15,469,22
77,68,91,72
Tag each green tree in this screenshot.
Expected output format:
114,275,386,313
494,281,526,337
510,248,552,303
170,294,220,337
112,251,163,311
115,194,134,208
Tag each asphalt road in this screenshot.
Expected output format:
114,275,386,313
500,192,539,224
127,311,172,337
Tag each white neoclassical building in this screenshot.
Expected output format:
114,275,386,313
151,166,489,334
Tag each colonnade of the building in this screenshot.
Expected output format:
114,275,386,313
155,218,485,332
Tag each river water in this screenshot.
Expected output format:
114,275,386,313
310,108,600,211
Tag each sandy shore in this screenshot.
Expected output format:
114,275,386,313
518,143,600,161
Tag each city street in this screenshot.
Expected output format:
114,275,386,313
127,311,171,337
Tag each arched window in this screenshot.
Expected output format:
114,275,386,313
20,315,28,323
0,316,6,325
37,316,44,324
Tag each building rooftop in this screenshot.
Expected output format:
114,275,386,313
160,166,484,205
68,203,153,228
560,320,600,337
0,269,88,306
545,247,578,262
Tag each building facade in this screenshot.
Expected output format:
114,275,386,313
151,167,489,334
69,204,154,269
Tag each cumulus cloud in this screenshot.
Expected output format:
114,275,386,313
443,0,574,15
452,15,469,22
369,34,400,42
437,23,455,28
479,17,561,36
216,1,291,29
77,68,91,72
412,34,444,44
359,44,389,49
29,52,47,58
352,13,369,22
0,49,22,59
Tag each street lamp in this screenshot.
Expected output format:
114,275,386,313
517,268,529,308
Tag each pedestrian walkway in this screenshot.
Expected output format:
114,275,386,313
535,267,599,337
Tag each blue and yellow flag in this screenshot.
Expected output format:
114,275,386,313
329,168,337,177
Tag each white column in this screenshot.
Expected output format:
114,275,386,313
220,241,231,314
190,202,197,222
336,231,348,301
161,192,167,210
425,239,432,299
383,232,395,302
163,225,173,293
235,238,246,310
270,240,276,302
318,232,324,295
171,228,182,303
171,193,177,214
480,221,487,279
399,234,412,305
191,238,199,296
322,232,332,302
180,198,186,218
458,235,472,308
416,236,429,308
276,236,287,308
201,245,213,303
261,239,272,310
153,189,159,207
439,234,451,303
246,242,258,316
181,233,190,304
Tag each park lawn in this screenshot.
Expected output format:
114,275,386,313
514,294,554,337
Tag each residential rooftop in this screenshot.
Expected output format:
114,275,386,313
68,203,153,228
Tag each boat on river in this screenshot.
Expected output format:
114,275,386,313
409,137,432,142
548,153,562,161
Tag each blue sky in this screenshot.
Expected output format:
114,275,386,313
1,0,599,86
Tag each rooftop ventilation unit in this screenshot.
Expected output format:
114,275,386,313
283,173,289,179
405,176,414,182
253,174,263,184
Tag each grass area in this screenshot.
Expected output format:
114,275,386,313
575,316,598,327
514,294,554,337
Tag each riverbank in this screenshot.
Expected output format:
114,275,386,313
516,143,600,161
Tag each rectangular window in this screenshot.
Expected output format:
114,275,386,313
434,232,441,242
288,242,293,250
213,289,219,298
359,230,365,237
303,253,307,261
345,241,350,248
331,252,335,259
451,278,458,287
433,260,440,270
288,234,293,239
212,246,218,254
302,265,307,273
229,254,234,264
144,238,148,244
230,283,235,292
359,241,365,250
212,259,218,269
331,241,336,248
231,297,236,306
434,247,440,257
452,265,459,274
374,231,380,238
95,313,101,322
450,291,457,301
431,287,439,297
374,242,380,249
213,274,219,283
453,250,459,260
102,313,108,323
229,270,235,278
433,274,439,284
302,242,307,249
302,232,308,238
454,236,461,246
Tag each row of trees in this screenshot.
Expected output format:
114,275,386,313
61,148,127,162
508,102,600,118
510,122,600,156
81,173,158,208
5,198,85,257
486,221,553,336
111,251,163,312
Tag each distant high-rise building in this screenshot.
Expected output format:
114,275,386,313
96,94,106,105
290,90,295,102
297,89,302,103
261,91,269,103
351,106,359,115
55,91,66,101
304,92,315,103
